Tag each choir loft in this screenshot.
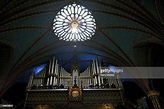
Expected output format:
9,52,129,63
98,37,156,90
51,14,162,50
25,57,123,109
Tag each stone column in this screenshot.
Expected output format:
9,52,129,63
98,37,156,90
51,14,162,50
147,90,161,109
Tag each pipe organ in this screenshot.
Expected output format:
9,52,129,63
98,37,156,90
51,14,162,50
25,57,124,109
27,57,123,89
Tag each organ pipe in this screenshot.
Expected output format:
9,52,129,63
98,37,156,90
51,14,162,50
47,78,49,86
50,57,55,85
27,74,33,89
48,60,52,85
96,58,102,85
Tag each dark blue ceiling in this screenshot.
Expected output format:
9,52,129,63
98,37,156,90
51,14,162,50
0,0,164,96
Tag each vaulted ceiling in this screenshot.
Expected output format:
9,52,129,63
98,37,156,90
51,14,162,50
0,0,164,96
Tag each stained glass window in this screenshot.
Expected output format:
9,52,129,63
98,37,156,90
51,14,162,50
53,3,96,41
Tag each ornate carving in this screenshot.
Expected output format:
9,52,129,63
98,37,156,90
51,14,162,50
147,90,162,109
147,90,159,97
25,88,123,109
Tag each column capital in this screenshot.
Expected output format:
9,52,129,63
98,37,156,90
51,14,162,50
147,90,159,98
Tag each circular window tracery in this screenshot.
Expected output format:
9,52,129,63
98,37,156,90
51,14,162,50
53,3,96,41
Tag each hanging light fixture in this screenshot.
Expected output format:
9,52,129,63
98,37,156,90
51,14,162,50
53,3,96,41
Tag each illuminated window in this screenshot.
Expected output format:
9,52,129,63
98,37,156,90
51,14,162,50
53,3,96,41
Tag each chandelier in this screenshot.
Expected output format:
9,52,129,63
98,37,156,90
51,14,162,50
53,3,96,41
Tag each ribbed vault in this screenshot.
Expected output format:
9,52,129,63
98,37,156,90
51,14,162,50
0,0,164,96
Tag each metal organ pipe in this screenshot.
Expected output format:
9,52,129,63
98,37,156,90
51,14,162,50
38,71,41,86
40,71,42,86
87,68,89,85
50,57,55,85
90,66,94,85
96,58,101,86
109,75,113,87
94,60,98,85
60,67,63,85
56,64,59,85
53,60,58,86
98,59,103,85
88,67,91,84
51,57,55,74
92,61,97,85
40,72,42,86
36,73,38,86
116,73,122,88
92,60,96,74
47,60,52,86
36,73,39,86
60,67,64,85
43,68,46,85
57,65,60,86
27,74,34,89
